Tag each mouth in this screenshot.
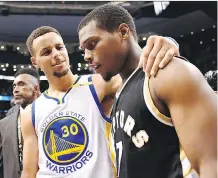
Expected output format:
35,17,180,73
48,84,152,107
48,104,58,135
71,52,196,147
52,61,65,67
14,95,23,100
90,64,101,72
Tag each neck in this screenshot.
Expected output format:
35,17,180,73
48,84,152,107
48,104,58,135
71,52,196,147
47,70,76,93
120,41,142,83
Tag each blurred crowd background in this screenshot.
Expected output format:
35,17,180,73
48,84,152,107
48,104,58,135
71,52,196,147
0,1,217,119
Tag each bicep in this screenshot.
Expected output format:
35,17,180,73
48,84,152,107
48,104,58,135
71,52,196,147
21,106,38,175
164,63,217,172
22,134,38,174
171,82,216,169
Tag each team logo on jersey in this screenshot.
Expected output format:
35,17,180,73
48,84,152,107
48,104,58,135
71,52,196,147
43,116,89,166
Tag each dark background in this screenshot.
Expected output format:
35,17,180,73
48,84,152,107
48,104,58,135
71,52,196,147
0,1,217,119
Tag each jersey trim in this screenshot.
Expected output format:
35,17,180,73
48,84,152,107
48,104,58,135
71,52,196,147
106,122,117,178
31,101,36,128
174,55,190,63
88,76,111,123
75,75,81,84
143,76,173,126
61,76,81,103
43,75,80,104
116,67,139,99
43,92,61,104
180,148,196,178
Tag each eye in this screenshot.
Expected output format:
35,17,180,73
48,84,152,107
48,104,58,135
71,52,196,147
87,41,97,50
19,82,25,86
56,45,64,50
42,49,51,56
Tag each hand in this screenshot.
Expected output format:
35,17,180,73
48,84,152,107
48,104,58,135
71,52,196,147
138,35,179,77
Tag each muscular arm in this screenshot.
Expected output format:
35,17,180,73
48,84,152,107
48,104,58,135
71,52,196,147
152,58,217,177
20,105,38,178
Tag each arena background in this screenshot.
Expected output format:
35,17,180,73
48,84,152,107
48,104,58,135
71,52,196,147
0,1,217,119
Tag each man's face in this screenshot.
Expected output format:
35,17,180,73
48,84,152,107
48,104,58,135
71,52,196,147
13,74,37,108
79,21,129,81
32,32,70,78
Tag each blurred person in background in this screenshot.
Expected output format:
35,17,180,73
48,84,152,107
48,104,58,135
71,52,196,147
0,68,41,178
6,97,19,117
204,70,217,93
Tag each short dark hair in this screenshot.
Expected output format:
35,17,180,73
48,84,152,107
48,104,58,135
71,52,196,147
78,4,137,41
26,26,61,56
14,67,40,84
204,70,217,91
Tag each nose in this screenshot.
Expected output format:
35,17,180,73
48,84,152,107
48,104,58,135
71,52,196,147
52,48,61,60
13,85,19,95
84,49,93,62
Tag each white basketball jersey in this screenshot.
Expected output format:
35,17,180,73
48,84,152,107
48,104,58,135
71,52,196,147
32,75,116,178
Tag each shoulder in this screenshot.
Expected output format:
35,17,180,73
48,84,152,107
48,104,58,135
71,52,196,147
21,104,32,117
6,105,20,116
154,56,202,84
150,57,208,101
20,104,33,125
20,104,35,131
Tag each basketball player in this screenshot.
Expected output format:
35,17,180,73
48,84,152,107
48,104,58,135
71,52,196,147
20,25,179,178
78,4,217,178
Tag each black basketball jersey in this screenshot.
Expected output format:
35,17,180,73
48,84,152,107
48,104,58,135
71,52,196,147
111,68,190,178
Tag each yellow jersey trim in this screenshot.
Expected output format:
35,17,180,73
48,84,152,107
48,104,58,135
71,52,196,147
106,122,117,178
143,76,173,126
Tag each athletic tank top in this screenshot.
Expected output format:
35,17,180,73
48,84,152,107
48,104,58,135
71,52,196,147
111,68,198,178
32,75,115,178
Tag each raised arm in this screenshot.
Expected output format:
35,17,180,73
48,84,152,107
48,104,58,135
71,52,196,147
153,58,217,177
20,104,39,178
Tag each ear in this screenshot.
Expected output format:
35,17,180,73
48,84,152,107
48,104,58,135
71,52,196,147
34,85,41,97
31,56,39,70
118,23,130,40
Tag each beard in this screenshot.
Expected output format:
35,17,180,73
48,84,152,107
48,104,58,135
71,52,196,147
14,99,23,107
14,98,33,109
53,68,69,78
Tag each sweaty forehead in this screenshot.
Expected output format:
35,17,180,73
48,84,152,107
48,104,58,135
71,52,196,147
79,20,104,45
32,32,64,52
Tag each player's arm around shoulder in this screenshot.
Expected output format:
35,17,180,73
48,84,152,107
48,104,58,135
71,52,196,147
92,74,122,102
20,104,39,178
150,57,217,178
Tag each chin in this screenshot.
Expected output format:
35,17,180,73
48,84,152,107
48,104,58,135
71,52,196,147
103,72,114,82
14,100,22,106
53,68,69,78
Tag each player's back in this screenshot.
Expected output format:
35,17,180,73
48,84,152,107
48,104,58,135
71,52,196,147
32,75,115,178
111,68,195,178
